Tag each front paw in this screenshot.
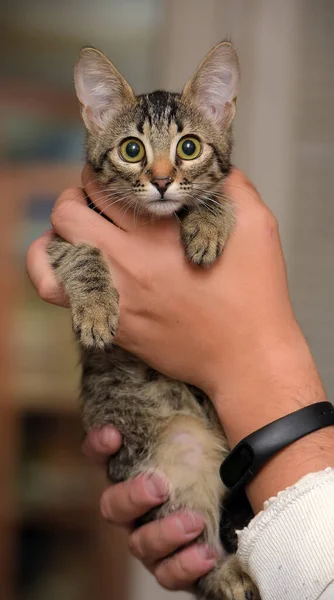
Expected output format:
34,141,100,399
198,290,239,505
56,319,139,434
72,298,118,351
181,212,228,267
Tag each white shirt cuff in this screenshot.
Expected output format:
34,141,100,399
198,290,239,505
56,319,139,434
237,468,334,600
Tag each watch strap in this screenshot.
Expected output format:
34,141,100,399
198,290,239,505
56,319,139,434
220,401,334,494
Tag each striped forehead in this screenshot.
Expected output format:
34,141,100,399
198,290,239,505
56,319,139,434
137,91,182,152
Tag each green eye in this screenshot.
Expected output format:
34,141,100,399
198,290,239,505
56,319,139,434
120,138,145,163
176,136,202,160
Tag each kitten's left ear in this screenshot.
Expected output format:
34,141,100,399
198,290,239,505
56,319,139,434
74,47,136,133
182,41,240,126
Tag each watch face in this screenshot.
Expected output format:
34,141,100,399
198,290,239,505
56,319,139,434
220,444,254,489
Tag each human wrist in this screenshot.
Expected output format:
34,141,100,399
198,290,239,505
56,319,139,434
208,321,325,446
246,426,334,513
207,323,334,512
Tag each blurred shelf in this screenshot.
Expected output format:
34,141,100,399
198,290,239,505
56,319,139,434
1,107,126,600
0,81,80,121
14,395,80,415
17,505,99,533
0,163,83,199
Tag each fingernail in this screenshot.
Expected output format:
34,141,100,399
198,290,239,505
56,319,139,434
145,472,169,501
177,513,204,535
198,544,218,561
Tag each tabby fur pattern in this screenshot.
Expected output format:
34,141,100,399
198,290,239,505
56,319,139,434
48,42,259,600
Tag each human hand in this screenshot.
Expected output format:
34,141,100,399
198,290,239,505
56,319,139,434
27,166,329,512
82,426,217,591
26,167,323,437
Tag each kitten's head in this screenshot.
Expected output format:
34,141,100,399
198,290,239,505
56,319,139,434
74,42,240,217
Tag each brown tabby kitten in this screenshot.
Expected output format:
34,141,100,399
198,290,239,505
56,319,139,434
48,43,260,600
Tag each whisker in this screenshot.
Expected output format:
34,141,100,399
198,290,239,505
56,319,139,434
98,194,135,216
86,190,130,210
192,193,234,219
196,196,235,217
50,187,118,222
133,198,139,227
193,180,258,203
192,189,236,215
192,186,235,204
197,201,222,218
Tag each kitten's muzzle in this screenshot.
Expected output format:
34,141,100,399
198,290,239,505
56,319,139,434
151,176,173,198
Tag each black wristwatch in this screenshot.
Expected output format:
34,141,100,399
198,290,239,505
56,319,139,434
220,401,334,494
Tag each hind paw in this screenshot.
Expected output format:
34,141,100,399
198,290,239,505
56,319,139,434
223,562,260,600
200,555,260,600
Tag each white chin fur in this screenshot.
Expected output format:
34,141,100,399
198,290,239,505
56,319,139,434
147,200,183,216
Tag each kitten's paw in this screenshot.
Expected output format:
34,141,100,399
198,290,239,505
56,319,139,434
181,213,226,267
198,556,260,600
72,300,118,351
221,558,260,600
225,575,260,600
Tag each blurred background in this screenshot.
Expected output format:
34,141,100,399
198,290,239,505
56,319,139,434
0,0,333,599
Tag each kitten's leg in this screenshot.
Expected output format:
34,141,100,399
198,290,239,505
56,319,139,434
181,204,235,266
48,236,118,350
135,415,259,600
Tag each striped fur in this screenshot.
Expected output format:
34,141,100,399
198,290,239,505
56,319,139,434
48,42,259,600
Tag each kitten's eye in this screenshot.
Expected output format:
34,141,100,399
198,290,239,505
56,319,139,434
120,138,145,163
176,136,202,160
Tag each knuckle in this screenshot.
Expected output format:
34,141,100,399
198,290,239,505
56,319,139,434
129,532,147,561
37,274,58,304
249,203,278,234
155,563,178,591
262,206,278,231
137,267,152,291
100,492,115,523
155,553,191,591
26,238,39,268
176,553,193,579
51,187,81,225
35,275,59,304
128,474,149,509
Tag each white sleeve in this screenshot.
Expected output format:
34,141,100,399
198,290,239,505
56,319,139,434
237,468,334,600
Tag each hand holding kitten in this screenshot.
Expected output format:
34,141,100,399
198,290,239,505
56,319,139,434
27,165,321,445
27,166,328,590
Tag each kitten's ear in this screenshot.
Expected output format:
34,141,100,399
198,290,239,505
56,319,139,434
182,41,240,126
74,47,135,133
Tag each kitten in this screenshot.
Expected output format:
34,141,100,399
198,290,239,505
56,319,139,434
48,42,259,600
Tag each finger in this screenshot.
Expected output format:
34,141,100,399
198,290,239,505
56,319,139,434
50,186,128,253
82,165,149,231
129,511,204,565
154,543,218,591
26,231,68,307
100,472,169,526
82,426,122,465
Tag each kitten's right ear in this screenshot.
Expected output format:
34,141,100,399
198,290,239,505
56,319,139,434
74,47,135,134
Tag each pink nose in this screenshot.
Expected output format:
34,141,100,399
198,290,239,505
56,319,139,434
151,176,173,195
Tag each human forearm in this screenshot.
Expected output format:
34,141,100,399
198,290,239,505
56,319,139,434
211,320,333,513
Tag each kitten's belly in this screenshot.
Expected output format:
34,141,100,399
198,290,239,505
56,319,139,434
80,346,210,438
